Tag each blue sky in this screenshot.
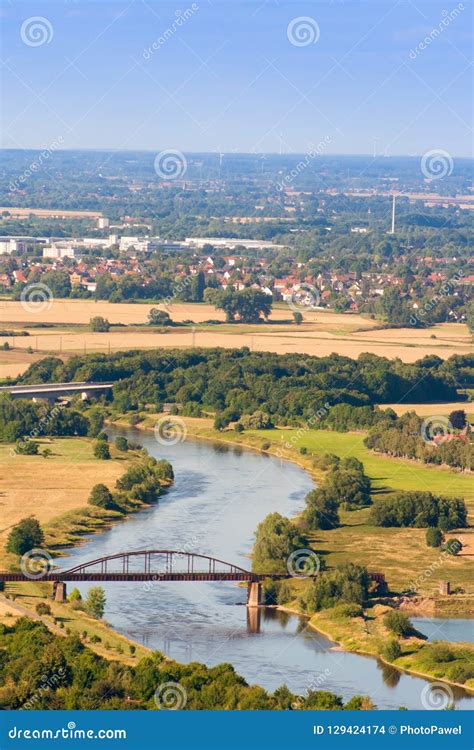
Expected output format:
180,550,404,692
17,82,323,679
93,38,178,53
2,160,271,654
1,0,472,155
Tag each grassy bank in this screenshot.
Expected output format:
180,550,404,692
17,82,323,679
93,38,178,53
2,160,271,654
0,434,170,663
282,601,474,693
119,413,473,596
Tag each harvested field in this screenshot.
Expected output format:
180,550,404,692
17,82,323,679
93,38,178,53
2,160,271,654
0,300,471,366
0,438,125,563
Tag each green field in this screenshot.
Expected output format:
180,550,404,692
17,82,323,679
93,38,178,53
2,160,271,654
256,428,474,506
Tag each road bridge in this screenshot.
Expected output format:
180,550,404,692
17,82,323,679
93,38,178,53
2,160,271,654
0,381,113,402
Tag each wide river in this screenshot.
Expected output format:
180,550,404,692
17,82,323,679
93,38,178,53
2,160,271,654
59,427,473,710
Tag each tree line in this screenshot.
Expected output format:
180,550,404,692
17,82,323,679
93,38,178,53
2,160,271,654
0,618,373,710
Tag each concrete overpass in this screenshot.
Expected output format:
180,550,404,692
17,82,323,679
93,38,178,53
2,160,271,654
0,381,114,403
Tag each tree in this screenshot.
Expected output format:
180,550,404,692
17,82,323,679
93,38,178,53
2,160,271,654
85,587,106,619
213,288,272,323
293,311,303,325
115,436,128,451
147,308,172,326
93,441,110,460
426,527,443,548
88,483,113,509
304,489,340,530
449,410,466,430
41,270,71,298
90,316,110,332
6,517,44,555
252,512,307,574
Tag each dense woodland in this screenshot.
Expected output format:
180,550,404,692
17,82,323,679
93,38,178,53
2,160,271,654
15,349,473,421
0,619,373,710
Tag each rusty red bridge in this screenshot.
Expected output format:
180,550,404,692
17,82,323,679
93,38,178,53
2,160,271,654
0,550,387,607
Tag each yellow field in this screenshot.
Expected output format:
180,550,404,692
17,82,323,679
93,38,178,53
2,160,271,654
0,438,125,559
385,402,474,418
0,300,471,368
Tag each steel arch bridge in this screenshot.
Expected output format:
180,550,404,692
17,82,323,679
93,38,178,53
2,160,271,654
0,550,283,584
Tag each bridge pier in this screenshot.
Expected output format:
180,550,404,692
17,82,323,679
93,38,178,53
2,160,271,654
247,581,263,607
52,581,67,602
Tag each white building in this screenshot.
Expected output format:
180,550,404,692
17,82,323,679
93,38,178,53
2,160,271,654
0,238,26,254
43,245,76,259
97,217,110,229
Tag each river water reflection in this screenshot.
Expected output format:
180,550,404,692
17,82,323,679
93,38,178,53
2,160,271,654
59,429,474,710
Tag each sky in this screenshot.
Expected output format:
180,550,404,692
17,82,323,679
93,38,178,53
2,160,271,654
1,0,472,156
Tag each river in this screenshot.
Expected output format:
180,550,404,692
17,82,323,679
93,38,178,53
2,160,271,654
58,427,474,710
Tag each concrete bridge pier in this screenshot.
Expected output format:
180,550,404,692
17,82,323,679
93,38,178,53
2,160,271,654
52,581,67,602
246,581,263,607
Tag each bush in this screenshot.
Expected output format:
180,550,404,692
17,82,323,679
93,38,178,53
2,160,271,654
426,527,443,548
35,602,52,616
6,517,44,555
93,441,110,460
15,440,40,455
115,436,129,451
442,538,462,555
333,603,364,618
261,441,271,451
97,432,108,442
384,610,412,637
235,423,244,433
299,446,308,455
381,639,401,662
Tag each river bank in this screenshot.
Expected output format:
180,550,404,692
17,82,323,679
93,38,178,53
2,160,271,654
108,413,474,694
